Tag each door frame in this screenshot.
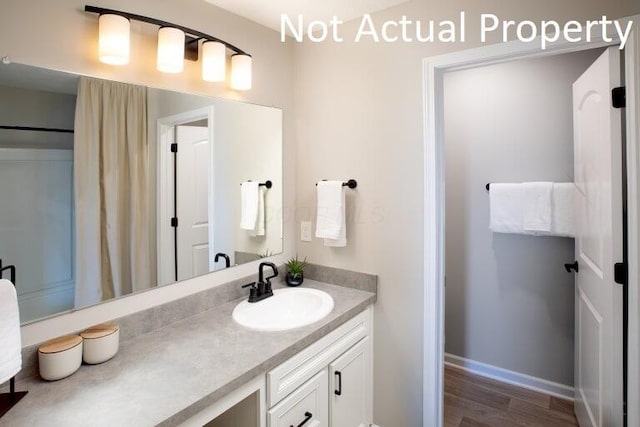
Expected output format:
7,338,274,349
422,15,640,426
157,106,215,286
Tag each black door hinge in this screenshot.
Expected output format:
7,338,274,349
614,262,627,285
171,217,178,228
170,143,178,153
612,87,626,109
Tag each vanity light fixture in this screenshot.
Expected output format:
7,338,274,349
98,14,130,65
157,27,185,73
230,54,252,91
85,5,253,90
202,41,226,82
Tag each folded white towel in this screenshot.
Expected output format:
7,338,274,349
550,183,575,238
316,181,347,247
522,182,553,232
240,182,259,231
248,187,265,237
489,183,524,234
0,279,22,384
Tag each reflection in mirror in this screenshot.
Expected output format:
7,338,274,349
0,63,283,324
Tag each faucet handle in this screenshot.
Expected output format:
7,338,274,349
242,282,258,301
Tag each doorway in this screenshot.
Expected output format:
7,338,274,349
422,15,640,427
157,107,216,286
442,48,619,426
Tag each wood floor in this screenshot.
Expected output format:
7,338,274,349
444,365,578,427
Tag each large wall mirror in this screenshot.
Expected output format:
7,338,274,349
0,63,283,324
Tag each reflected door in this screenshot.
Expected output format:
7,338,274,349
176,125,212,281
573,47,624,427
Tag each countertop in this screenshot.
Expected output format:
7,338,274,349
1,281,375,426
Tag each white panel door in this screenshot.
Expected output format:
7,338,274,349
176,125,211,281
0,148,74,322
573,47,624,427
329,337,373,427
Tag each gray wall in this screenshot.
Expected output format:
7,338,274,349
443,50,603,386
293,1,640,425
0,85,76,149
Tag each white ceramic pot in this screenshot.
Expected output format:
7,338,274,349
38,335,83,381
80,323,120,364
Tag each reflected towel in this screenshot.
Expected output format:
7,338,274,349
316,181,347,247
240,182,259,231
0,279,21,384
248,187,265,237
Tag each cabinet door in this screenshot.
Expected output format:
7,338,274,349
268,369,328,427
329,337,372,427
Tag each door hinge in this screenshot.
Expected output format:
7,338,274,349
170,143,178,153
614,262,627,285
612,87,626,109
171,217,178,228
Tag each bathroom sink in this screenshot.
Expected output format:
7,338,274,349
232,288,334,332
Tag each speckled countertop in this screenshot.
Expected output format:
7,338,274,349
1,281,375,427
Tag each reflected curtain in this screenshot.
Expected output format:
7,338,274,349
74,76,155,307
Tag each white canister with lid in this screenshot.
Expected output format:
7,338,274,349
38,335,83,381
80,323,120,364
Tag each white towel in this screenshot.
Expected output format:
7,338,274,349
248,187,265,237
240,182,259,231
489,183,524,234
0,279,21,384
316,181,347,247
550,183,575,238
522,182,553,232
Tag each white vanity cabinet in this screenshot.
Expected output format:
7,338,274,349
185,306,373,427
328,336,372,427
267,307,373,427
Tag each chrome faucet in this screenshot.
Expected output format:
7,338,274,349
242,262,278,303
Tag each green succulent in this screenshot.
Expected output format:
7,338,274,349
285,255,308,277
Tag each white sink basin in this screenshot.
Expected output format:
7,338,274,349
232,288,334,332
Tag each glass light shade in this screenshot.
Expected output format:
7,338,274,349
98,14,130,65
202,41,226,82
157,27,185,73
230,54,252,91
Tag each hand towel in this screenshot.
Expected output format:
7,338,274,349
522,182,553,232
248,187,265,237
316,181,347,247
240,182,260,231
551,183,575,238
489,183,524,234
0,279,22,384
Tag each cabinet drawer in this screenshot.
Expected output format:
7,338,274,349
268,308,371,407
268,369,328,427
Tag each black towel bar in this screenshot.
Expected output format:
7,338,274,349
241,180,272,189
316,179,358,189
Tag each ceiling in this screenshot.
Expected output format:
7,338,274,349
203,0,411,33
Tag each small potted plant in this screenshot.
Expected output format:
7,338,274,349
285,255,308,287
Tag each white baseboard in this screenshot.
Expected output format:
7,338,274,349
444,353,574,401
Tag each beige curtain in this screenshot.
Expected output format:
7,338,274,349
74,77,155,307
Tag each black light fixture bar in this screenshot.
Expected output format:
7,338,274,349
84,5,250,57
